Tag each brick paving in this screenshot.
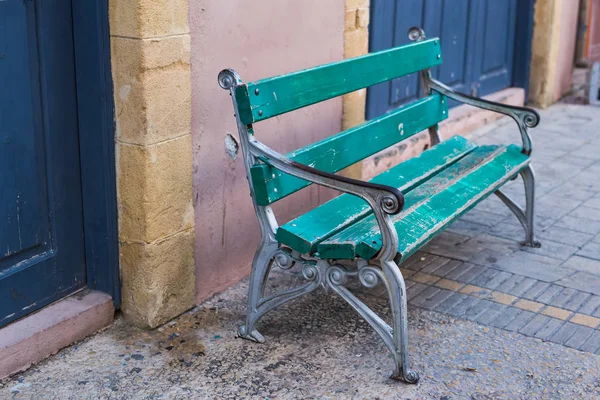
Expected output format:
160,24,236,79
401,102,600,354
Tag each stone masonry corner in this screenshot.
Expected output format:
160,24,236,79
109,0,195,329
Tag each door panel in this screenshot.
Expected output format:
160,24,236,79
0,0,86,327
473,0,517,96
368,0,518,119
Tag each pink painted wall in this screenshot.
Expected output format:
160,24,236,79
190,1,345,302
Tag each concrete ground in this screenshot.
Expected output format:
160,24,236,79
2,102,600,399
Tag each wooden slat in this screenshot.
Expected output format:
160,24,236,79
236,38,442,124
276,136,477,254
251,93,448,205
318,145,530,260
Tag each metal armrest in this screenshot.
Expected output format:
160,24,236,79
248,137,402,261
427,77,539,155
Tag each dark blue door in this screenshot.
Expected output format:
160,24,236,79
1,0,86,327
367,0,518,118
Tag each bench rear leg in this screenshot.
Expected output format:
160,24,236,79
519,165,541,248
495,164,541,248
382,261,420,383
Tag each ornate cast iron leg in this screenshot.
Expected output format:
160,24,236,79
520,165,541,248
326,261,419,384
494,165,541,248
238,240,322,343
238,239,278,343
381,261,419,383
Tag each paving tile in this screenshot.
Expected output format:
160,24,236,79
558,272,600,296
472,196,512,216
535,285,563,304
577,295,600,315
579,330,600,353
467,233,521,253
474,302,507,325
489,307,522,329
569,206,600,222
514,299,544,313
563,291,591,312
521,239,578,261
519,314,551,336
420,257,453,274
447,219,489,238
406,282,428,301
495,274,526,294
428,259,463,278
480,270,513,291
549,322,579,344
570,313,600,329
434,292,469,314
459,285,491,297
453,264,485,284
469,268,501,288
488,291,517,305
549,182,597,202
576,243,600,261
418,289,455,310
534,318,564,340
447,296,480,318
565,326,595,349
444,262,474,281
477,251,569,282
583,197,600,210
553,215,600,235
539,226,593,247
434,279,464,292
463,299,494,321
536,196,582,219
460,209,507,227
541,306,572,320
521,281,551,301
410,272,440,285
549,287,578,308
406,254,440,271
562,255,600,275
424,241,486,262
409,286,441,307
504,310,536,332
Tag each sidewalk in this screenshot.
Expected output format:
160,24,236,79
2,102,600,399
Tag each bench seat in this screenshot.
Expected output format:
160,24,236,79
277,135,530,261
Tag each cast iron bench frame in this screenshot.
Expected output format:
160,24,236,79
218,28,540,383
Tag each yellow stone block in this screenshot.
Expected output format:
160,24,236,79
346,0,369,10
356,8,369,28
117,135,194,243
109,0,190,39
345,9,357,31
513,299,544,313
435,279,464,292
410,272,440,285
120,228,195,328
488,291,517,305
459,285,491,297
570,313,600,329
541,306,572,320
112,36,191,146
344,28,369,59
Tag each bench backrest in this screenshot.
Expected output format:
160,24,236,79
235,38,447,206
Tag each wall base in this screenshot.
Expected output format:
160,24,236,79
0,291,114,380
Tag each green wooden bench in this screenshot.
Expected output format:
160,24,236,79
218,27,540,383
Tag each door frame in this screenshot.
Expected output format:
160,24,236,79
71,1,120,307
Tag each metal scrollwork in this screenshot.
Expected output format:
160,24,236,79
302,263,319,281
272,249,294,270
358,266,382,289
